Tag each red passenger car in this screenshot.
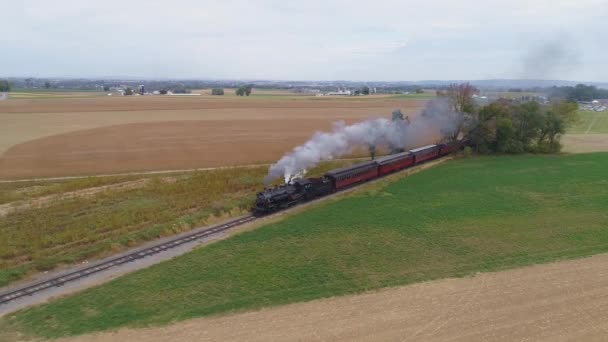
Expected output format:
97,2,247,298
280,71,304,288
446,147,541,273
438,142,461,156
375,152,414,176
325,160,379,190
410,145,441,164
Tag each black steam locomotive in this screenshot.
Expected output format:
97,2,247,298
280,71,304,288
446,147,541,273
253,177,334,214
253,139,469,216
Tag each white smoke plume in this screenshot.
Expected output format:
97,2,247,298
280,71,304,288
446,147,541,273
264,99,461,186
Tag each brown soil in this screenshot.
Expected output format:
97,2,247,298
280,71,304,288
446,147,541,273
59,253,608,342
0,96,423,114
0,97,426,178
561,134,608,153
0,118,372,178
0,99,422,179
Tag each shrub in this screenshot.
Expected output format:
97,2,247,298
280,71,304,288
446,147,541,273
463,146,472,157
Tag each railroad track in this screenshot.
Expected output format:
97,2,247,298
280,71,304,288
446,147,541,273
0,154,455,307
0,215,257,306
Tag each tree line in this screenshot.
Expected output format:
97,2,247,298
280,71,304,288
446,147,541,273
0,80,10,92
549,84,608,102
236,85,253,96
438,83,578,154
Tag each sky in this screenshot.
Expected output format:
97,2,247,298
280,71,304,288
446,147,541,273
2,0,607,81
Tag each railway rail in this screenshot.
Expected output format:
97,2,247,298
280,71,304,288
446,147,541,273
0,215,257,306
0,148,461,307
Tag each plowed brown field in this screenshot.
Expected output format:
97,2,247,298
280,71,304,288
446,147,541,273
0,96,426,178
59,253,608,342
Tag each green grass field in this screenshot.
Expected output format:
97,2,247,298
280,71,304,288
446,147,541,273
568,110,608,134
5,153,608,339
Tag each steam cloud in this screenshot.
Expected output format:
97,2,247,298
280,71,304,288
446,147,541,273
521,38,580,79
264,99,460,185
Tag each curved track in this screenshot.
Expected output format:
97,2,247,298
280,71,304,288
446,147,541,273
0,153,456,307
0,216,256,305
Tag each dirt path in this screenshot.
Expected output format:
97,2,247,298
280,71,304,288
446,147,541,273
585,113,599,134
59,253,608,342
561,134,608,153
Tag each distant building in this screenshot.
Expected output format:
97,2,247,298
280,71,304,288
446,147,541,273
139,85,145,95
326,90,352,96
578,101,607,112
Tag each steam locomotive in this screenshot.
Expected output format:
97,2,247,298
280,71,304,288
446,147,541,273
253,139,469,216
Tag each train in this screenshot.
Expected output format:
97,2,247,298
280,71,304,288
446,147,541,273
253,139,470,216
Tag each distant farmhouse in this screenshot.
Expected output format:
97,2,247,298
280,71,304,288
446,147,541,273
579,100,607,112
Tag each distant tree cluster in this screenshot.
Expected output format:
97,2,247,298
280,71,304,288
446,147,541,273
172,86,191,94
549,84,608,101
433,83,577,154
0,80,10,92
236,85,253,96
468,100,577,154
211,88,224,96
124,87,134,96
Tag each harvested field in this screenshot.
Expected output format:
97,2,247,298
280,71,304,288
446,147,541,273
0,96,426,178
53,253,608,342
0,120,335,178
562,134,608,153
0,95,425,114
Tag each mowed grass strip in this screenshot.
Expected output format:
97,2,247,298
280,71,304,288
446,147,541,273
5,153,608,338
568,110,608,134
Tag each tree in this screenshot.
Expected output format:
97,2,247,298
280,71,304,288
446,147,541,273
444,83,477,113
469,102,509,153
25,78,34,88
44,81,51,89
124,87,134,96
236,85,253,96
550,100,578,125
0,80,10,92
211,88,224,96
511,101,544,149
468,98,575,155
436,83,478,141
549,84,608,101
361,86,370,95
415,88,424,94
103,85,110,92
389,109,406,154
159,89,168,95
535,111,565,152
368,144,376,160
495,118,517,153
172,86,190,94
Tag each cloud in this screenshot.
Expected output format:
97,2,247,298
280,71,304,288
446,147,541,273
1,0,607,81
